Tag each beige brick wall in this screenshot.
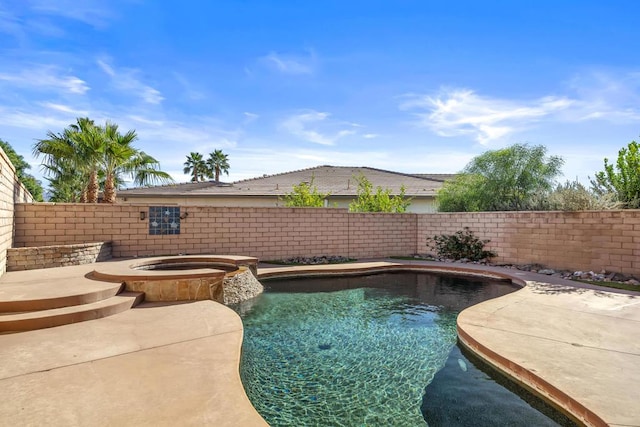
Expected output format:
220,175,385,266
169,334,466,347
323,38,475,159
0,147,34,276
13,204,416,260
418,210,640,274
12,204,640,276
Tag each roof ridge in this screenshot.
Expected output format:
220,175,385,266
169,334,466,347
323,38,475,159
358,166,450,182
118,180,222,192
232,165,334,184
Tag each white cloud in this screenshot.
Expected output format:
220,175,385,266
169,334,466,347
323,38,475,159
39,102,88,115
280,110,356,145
97,58,164,104
243,112,259,123
363,133,379,139
27,0,115,28
0,65,89,94
400,89,573,144
402,71,640,145
0,106,75,131
261,50,316,75
562,70,640,122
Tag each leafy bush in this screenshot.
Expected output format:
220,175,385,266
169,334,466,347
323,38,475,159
591,141,640,208
281,175,328,207
427,228,496,261
549,180,622,211
348,173,411,213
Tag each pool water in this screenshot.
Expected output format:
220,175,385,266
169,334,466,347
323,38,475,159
231,272,574,426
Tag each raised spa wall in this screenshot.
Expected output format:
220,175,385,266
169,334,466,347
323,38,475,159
90,256,264,305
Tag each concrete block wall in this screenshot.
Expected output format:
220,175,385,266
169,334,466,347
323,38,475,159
0,147,34,275
418,210,640,275
13,204,417,260
12,203,640,276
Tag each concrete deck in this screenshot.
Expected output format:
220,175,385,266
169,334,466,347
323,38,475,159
0,259,638,426
0,300,266,426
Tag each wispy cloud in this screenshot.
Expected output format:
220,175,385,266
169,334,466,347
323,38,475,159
400,89,573,144
97,58,164,104
280,110,356,145
0,65,89,94
0,106,76,131
564,70,640,122
243,112,259,124
401,71,640,145
0,5,23,38
260,50,316,75
38,102,89,116
173,72,205,101
27,0,116,28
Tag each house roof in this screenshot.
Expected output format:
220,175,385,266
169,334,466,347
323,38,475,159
411,173,458,182
117,165,452,198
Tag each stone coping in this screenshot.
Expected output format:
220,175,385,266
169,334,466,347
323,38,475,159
90,255,258,282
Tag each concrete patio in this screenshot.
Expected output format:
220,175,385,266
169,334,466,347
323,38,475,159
0,259,638,426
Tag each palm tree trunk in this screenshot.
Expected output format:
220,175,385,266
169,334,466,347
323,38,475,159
215,168,220,182
86,170,99,203
103,173,116,203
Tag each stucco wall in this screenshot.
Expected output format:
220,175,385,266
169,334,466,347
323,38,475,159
0,147,34,275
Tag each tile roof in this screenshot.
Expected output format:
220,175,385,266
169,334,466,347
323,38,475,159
118,165,451,198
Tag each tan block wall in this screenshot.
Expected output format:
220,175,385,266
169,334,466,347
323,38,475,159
348,213,417,257
7,242,112,271
13,204,416,260
418,210,640,274
0,147,34,276
12,204,640,276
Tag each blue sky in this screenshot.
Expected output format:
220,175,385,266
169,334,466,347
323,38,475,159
1,1,640,187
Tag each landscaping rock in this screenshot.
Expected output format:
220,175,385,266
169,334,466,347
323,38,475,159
281,255,352,265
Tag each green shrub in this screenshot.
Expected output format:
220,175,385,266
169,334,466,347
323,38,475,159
549,180,622,211
427,228,496,261
281,176,329,207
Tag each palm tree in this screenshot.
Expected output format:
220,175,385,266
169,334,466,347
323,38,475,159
206,149,230,182
183,152,207,182
35,117,173,203
100,122,173,203
42,158,86,202
34,117,101,202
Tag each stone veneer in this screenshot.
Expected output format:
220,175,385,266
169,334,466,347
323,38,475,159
7,242,112,271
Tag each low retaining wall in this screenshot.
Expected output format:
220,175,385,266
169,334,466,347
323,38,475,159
7,242,112,271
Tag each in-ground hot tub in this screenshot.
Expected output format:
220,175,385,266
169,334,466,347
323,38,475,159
90,255,262,304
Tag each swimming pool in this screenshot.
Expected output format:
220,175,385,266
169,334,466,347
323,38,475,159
231,272,575,426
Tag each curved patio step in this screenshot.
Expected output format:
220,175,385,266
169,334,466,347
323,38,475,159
0,280,125,313
0,292,144,333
